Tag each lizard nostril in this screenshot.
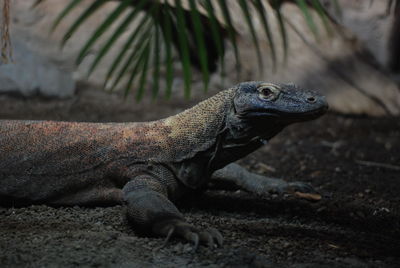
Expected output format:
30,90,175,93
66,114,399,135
307,96,316,103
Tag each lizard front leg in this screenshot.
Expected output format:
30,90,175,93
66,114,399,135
122,174,223,248
212,163,321,200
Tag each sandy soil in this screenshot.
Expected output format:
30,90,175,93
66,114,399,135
0,87,399,267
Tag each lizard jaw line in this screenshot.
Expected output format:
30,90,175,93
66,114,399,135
238,106,328,121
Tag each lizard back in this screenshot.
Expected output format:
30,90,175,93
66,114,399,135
0,89,234,177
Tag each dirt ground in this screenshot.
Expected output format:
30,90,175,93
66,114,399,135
0,86,399,267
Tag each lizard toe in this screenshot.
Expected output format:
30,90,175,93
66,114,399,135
288,181,317,194
288,182,322,201
199,228,223,248
162,226,175,247
183,232,199,251
208,227,224,247
155,219,223,249
199,231,214,248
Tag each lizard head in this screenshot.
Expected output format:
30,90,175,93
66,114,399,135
233,81,328,124
207,81,328,169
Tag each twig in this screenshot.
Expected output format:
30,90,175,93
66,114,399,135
1,0,12,64
355,160,400,171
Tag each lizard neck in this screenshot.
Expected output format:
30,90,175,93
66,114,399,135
210,122,285,171
152,89,236,189
162,89,235,139
158,88,235,162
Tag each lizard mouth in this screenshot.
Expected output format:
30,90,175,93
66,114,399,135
239,106,328,121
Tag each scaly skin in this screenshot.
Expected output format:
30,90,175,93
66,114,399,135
0,81,328,248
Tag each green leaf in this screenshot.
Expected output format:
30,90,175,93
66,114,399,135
161,8,174,99
217,0,240,71
188,0,209,92
238,0,263,69
51,0,83,32
296,0,319,40
201,0,225,77
108,20,153,91
47,0,341,101
135,41,151,101
104,14,152,88
174,0,192,99
123,42,147,96
310,0,332,36
251,0,277,67
271,5,288,62
61,0,108,46
76,0,135,66
152,23,161,99
332,0,342,17
87,0,148,77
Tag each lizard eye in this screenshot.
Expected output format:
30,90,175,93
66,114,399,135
258,85,278,101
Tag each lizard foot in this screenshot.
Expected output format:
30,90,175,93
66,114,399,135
153,218,223,250
254,178,321,201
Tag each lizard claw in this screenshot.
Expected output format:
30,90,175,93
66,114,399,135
184,232,199,251
162,226,175,248
199,227,224,248
287,181,317,194
154,219,223,249
208,227,224,247
199,230,214,248
287,181,322,201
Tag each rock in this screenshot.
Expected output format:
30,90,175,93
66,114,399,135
0,40,75,98
321,0,394,68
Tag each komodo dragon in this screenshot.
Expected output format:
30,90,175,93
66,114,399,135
0,81,328,248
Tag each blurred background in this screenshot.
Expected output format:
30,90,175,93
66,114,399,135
0,0,399,117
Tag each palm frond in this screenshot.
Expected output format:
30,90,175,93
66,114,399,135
238,0,263,70
111,20,153,92
296,0,319,39
87,1,146,77
200,0,226,76
160,7,174,99
60,0,108,46
48,0,339,99
251,0,277,67
50,0,84,32
216,0,240,72
135,37,151,101
174,0,193,99
151,22,161,99
188,0,210,91
76,0,135,66
270,0,289,61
